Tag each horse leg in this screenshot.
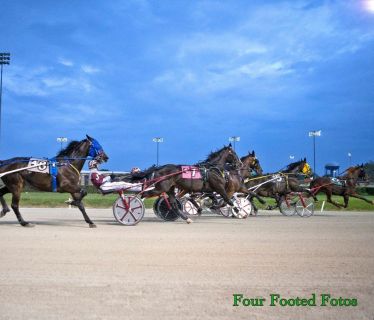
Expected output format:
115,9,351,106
189,196,203,215
69,189,96,228
167,190,192,224
347,193,374,205
10,191,33,227
325,190,343,208
343,194,350,208
211,184,235,210
0,194,10,218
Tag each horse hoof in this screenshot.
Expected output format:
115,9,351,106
89,223,97,228
186,218,193,224
22,223,35,228
0,208,10,218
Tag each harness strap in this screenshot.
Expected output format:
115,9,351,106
49,161,58,192
69,163,81,177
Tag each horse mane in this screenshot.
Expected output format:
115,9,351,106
131,165,162,181
285,160,302,171
197,146,228,164
56,140,82,157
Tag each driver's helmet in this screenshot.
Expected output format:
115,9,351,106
131,167,141,174
88,160,99,170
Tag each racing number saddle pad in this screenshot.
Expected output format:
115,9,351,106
181,166,202,179
27,158,49,174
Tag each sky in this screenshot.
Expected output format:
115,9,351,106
1,0,374,174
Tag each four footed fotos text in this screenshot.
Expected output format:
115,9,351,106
232,293,358,307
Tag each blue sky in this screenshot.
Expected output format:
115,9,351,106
1,0,373,174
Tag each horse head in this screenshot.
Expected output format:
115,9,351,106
353,164,368,182
86,135,109,163
301,158,312,176
284,157,312,176
241,150,263,175
225,144,242,168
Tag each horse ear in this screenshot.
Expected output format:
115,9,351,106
86,134,93,141
228,143,232,147
304,157,306,161
252,150,255,156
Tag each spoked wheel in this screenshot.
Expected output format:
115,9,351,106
113,195,145,225
219,197,252,218
279,195,298,216
182,199,199,215
153,196,182,221
296,197,315,217
231,197,252,219
219,205,232,218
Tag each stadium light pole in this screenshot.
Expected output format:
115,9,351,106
348,152,352,167
308,130,321,176
57,137,68,151
0,53,10,151
229,136,240,151
152,137,163,166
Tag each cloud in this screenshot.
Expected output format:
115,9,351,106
149,1,374,98
81,65,100,74
58,57,74,67
6,65,96,97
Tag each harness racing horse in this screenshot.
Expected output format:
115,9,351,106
134,145,242,223
181,150,264,214
0,135,108,227
310,164,373,208
245,158,313,213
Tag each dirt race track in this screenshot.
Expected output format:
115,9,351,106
0,208,373,320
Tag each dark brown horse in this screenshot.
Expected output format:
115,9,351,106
0,135,108,227
310,164,373,208
245,158,313,213
134,145,242,223
181,150,264,214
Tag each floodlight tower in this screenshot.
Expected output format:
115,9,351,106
153,137,163,166
229,136,240,151
57,137,68,151
308,130,321,176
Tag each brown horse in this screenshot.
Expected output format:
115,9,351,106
134,145,242,222
245,158,313,213
182,150,264,214
0,135,108,227
310,164,373,208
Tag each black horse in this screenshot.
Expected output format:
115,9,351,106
0,135,108,227
132,145,242,223
310,164,373,208
245,158,313,213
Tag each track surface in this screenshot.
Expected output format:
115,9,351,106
0,208,373,320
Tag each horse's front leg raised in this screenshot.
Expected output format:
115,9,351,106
69,189,96,228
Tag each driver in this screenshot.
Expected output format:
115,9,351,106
88,160,142,193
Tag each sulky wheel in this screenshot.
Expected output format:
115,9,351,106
182,199,199,215
231,197,252,219
219,205,232,217
113,195,145,226
279,195,298,216
296,197,315,217
154,196,182,221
